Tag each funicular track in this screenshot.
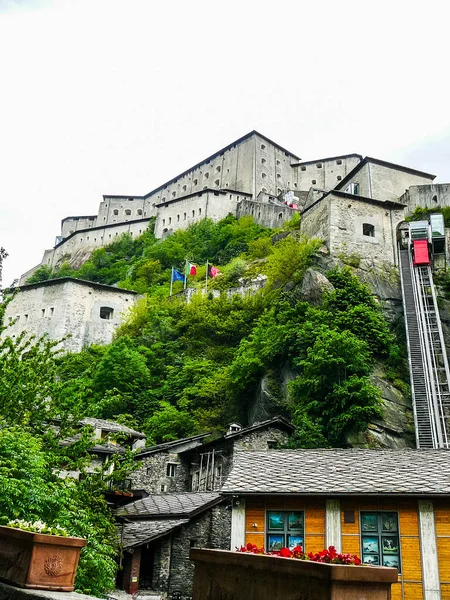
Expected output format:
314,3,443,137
399,246,450,448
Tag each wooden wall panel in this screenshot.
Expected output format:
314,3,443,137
434,504,450,536
440,583,450,599
437,538,450,581
245,508,265,532
399,507,420,536
390,583,403,600
402,583,424,600
304,534,325,553
305,507,325,535
245,532,264,548
341,535,361,556
401,538,422,581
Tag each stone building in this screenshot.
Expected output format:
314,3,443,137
130,417,294,496
117,418,293,598
3,277,137,353
116,493,230,598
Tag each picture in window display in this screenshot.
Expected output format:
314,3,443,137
361,512,400,570
266,511,304,551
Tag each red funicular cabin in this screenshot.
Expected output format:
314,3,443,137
413,239,430,266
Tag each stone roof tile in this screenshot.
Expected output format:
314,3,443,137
221,449,450,495
116,492,222,518
121,519,188,549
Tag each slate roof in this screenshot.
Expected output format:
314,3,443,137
80,417,145,438
116,492,222,518
120,519,188,549
221,449,450,496
136,432,211,458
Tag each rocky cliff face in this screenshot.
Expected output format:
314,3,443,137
247,255,418,449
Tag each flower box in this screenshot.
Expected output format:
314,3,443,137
190,548,398,600
0,526,86,592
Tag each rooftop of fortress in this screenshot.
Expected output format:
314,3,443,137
9,277,138,295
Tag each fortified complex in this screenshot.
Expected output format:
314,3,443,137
19,130,450,285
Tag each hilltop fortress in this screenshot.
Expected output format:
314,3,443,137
22,130,450,286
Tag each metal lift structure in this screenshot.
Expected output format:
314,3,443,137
399,213,450,448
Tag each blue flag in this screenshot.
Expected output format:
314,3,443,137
171,268,185,283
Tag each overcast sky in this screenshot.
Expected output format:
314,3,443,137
1,0,450,286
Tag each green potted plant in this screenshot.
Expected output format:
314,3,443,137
0,519,86,591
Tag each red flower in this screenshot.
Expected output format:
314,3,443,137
279,547,292,558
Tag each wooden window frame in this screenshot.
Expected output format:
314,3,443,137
360,511,401,572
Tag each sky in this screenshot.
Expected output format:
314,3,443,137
1,0,450,286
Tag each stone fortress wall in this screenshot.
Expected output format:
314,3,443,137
19,130,450,289
4,278,137,353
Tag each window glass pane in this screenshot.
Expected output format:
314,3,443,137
362,536,379,554
381,513,398,532
267,512,284,530
361,514,378,532
383,555,399,568
267,534,284,551
363,554,379,565
287,534,303,550
288,512,304,531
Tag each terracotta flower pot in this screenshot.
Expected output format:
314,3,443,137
0,526,86,592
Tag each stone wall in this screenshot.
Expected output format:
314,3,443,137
236,198,299,229
61,215,97,238
153,190,245,238
328,194,405,266
292,155,361,192
300,195,331,243
130,450,191,494
3,279,137,353
403,183,450,212
21,219,153,284
168,502,231,599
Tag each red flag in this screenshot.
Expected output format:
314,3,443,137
208,265,220,278
186,262,197,276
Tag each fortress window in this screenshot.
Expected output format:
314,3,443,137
261,144,266,150
50,307,54,316
113,209,119,215
301,166,306,171
262,172,267,179
184,213,186,220
199,208,202,215
316,163,323,169
204,172,210,179
215,179,220,186
172,191,176,198
203,186,208,190
182,185,187,192
261,158,266,164
192,210,195,217
100,306,114,320
169,217,172,224
162,197,166,202
278,212,283,220
177,214,180,222
261,187,267,193
41,309,45,317
216,165,221,172
24,314,28,322
336,159,343,165
433,195,438,203
312,179,317,185
363,223,375,237
337,175,342,181
277,174,281,179
225,183,229,187
163,219,166,226
193,178,198,185
276,159,281,166
137,209,143,215
125,209,131,215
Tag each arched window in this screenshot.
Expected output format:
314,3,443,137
216,165,221,172
261,158,266,164
137,209,143,215
204,172,210,179
262,173,267,179
182,185,187,192
177,214,180,222
168,217,172,224
184,212,186,220
193,178,198,185
100,307,114,320
113,209,119,215
215,179,220,186
363,223,375,237
199,208,202,216
192,210,195,217
172,191,176,198
125,209,131,215
278,212,283,220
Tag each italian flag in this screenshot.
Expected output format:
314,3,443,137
186,262,197,276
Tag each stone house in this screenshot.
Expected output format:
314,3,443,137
116,492,230,598
222,448,450,600
3,277,137,353
130,417,294,496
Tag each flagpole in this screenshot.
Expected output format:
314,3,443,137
205,260,208,292
184,259,187,290
170,267,173,296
